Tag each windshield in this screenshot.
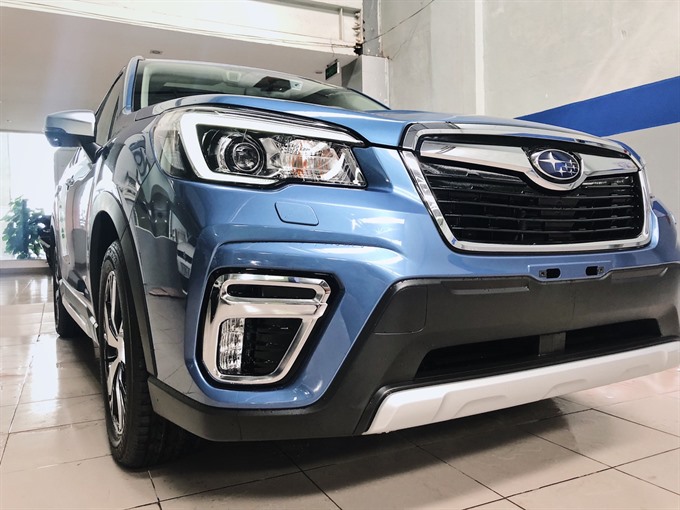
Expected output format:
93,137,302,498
133,60,387,112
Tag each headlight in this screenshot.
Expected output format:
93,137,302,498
152,108,366,187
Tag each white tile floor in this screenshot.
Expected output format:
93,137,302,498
0,273,678,510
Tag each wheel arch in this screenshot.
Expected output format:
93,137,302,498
89,193,157,375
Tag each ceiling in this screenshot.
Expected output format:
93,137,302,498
0,6,357,133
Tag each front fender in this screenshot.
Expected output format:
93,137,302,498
89,189,157,376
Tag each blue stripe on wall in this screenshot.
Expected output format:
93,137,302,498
518,76,680,137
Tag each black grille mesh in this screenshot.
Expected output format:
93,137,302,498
421,162,645,245
243,318,301,376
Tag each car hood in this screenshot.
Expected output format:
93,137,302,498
146,94,603,148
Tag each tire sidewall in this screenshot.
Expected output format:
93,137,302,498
52,271,61,328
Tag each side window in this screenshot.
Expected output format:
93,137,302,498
95,73,125,146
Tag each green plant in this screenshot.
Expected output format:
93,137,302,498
2,197,45,259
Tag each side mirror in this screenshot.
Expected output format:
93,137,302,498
44,110,98,160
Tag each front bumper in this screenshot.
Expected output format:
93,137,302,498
149,263,680,441
130,141,680,440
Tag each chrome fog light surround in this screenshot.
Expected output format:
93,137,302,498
202,273,331,384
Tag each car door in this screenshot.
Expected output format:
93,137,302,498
54,148,93,296
54,73,124,323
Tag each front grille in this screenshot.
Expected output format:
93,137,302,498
420,162,645,246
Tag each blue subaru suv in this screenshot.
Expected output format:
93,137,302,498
45,57,680,467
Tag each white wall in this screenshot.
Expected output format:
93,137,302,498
381,0,477,113
381,0,679,115
343,55,390,105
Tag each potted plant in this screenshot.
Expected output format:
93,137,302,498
2,197,45,259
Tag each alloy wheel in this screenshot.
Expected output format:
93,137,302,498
103,270,126,439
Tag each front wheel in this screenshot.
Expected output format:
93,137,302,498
98,240,194,467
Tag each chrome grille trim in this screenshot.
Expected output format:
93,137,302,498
402,150,651,253
401,122,636,155
400,123,651,253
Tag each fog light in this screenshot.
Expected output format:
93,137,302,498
203,274,331,384
218,318,245,374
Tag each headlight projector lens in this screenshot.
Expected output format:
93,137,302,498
217,134,265,174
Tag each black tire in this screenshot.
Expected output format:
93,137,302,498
53,271,83,338
45,228,55,272
98,240,195,467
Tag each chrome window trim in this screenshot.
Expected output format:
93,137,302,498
122,55,143,114
401,150,651,254
202,273,331,385
178,110,361,186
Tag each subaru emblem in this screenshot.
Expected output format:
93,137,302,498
529,149,581,182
